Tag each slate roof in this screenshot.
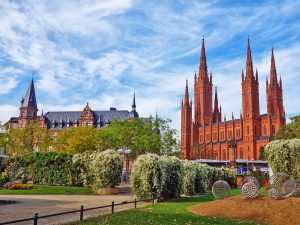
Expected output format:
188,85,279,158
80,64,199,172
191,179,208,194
21,79,37,109
44,109,135,130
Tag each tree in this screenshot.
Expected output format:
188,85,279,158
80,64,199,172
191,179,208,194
5,122,52,155
156,118,180,155
97,119,161,158
265,139,300,181
259,146,265,160
276,115,300,140
0,122,7,152
55,127,98,153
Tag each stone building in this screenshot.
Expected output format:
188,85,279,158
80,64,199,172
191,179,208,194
6,79,139,130
181,38,285,161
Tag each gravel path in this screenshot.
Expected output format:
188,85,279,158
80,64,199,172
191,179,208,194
0,194,147,225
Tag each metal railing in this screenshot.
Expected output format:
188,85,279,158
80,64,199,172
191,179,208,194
0,198,154,225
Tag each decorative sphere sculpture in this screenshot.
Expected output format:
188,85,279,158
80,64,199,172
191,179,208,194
269,173,296,198
212,180,231,199
268,187,281,200
242,176,260,189
241,182,259,199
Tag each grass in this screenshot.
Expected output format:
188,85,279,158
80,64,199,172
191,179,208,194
0,185,92,195
65,189,264,225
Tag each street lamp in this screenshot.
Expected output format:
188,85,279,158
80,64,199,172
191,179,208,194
117,148,131,184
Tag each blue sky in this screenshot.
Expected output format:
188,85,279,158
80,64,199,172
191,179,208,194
0,0,300,132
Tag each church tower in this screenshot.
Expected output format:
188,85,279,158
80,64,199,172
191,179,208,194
194,37,213,127
18,79,38,128
181,80,192,159
266,48,285,127
241,39,260,159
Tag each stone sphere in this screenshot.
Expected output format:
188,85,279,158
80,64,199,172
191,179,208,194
241,182,259,199
212,180,231,199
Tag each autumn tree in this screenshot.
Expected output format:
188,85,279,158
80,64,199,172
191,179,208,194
55,126,98,153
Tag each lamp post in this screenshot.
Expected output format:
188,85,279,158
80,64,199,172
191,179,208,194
117,148,131,183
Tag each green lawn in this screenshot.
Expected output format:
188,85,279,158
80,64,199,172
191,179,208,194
0,185,92,195
66,189,265,225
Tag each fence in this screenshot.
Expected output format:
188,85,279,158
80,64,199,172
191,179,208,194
0,198,154,225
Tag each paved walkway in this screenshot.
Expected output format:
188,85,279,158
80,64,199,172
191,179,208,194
0,193,147,225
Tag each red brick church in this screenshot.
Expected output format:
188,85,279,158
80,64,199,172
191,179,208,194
181,38,285,161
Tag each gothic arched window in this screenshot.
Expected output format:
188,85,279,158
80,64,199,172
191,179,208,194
223,150,226,160
272,125,276,135
239,148,243,159
247,125,250,135
264,125,267,135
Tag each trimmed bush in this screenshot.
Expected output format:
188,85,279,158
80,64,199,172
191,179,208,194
181,160,197,195
91,149,123,189
131,154,164,199
72,152,95,186
160,156,183,198
195,163,209,194
265,139,300,181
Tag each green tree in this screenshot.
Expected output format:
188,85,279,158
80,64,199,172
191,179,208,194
156,118,179,155
276,115,300,139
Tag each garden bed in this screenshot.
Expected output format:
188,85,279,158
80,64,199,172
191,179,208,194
189,195,300,225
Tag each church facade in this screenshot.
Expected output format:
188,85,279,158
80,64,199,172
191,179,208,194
181,38,285,161
6,79,139,130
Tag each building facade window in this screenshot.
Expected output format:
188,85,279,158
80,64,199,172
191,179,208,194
247,125,250,135
223,150,226,160
228,130,232,139
272,125,275,135
239,148,243,159
28,111,31,116
264,125,267,135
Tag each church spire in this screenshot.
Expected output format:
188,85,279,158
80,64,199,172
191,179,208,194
184,80,189,105
199,36,208,81
132,89,136,111
245,38,254,80
21,78,37,109
213,87,218,113
270,47,278,86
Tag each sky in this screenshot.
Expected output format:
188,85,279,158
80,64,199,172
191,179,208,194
0,0,300,132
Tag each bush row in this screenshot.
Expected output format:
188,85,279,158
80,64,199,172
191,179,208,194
3,150,123,189
131,154,236,199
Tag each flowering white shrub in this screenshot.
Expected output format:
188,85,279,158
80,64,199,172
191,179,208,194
265,139,300,181
72,152,96,186
131,154,164,199
195,163,209,194
181,160,197,195
160,156,183,198
91,149,123,188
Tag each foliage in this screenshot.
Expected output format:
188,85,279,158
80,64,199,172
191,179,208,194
205,166,236,188
248,171,269,187
0,171,9,186
55,127,98,153
3,152,74,185
265,139,300,181
195,164,209,194
131,154,164,199
97,119,161,158
181,160,197,195
5,121,52,155
160,156,183,198
72,152,95,186
259,146,265,160
156,118,180,155
7,183,34,190
276,115,300,140
91,149,123,188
